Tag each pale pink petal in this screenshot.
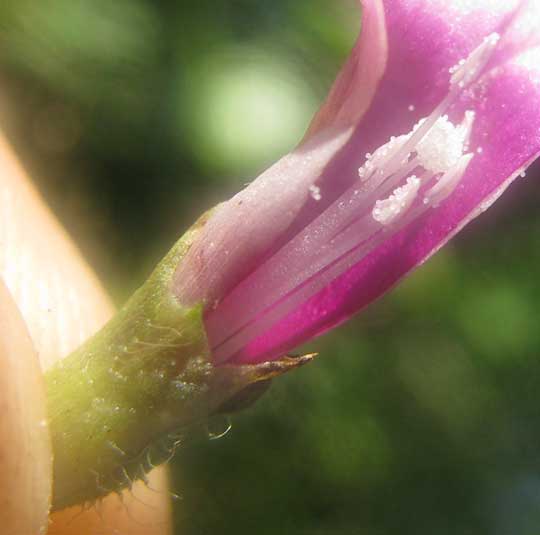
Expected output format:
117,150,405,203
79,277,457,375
305,0,387,138
174,129,352,306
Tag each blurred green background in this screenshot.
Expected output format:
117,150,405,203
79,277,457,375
2,1,540,534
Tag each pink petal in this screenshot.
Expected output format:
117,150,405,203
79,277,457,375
221,1,540,364
235,54,540,364
173,0,387,307
174,0,540,365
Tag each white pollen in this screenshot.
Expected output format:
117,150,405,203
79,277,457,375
372,176,421,225
476,147,483,154
358,134,411,181
408,105,416,112
416,115,470,174
309,184,322,201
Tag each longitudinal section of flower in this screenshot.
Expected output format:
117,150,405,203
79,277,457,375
208,33,500,364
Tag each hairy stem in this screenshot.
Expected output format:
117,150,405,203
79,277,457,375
45,214,313,510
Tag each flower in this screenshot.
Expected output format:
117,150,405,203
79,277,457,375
174,0,540,363
173,0,540,365
43,0,540,510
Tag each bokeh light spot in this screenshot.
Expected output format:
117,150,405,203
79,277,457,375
180,47,318,177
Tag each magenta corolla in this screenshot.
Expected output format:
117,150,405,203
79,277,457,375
174,0,540,365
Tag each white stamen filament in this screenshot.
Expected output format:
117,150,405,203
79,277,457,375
209,33,499,362
459,110,476,152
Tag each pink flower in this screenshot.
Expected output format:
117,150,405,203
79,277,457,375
174,0,540,365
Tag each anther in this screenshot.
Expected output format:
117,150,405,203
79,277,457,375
309,184,322,201
358,134,411,182
372,176,421,225
416,112,474,174
423,153,474,207
450,33,500,88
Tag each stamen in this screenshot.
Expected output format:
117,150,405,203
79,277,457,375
458,110,476,152
383,33,498,173
309,185,322,201
358,134,411,181
450,33,500,88
416,113,473,174
372,176,421,225
423,153,474,207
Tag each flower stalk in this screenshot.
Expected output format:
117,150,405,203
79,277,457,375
45,216,313,510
